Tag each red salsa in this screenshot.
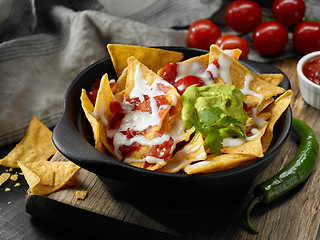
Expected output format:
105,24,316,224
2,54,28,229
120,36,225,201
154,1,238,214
302,56,320,85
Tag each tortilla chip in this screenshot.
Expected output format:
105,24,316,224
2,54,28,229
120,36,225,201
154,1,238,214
221,112,271,157
18,161,81,195
231,49,242,60
107,44,184,78
0,117,57,168
209,44,285,104
76,190,88,200
257,73,283,86
184,153,256,174
261,90,293,152
10,173,18,181
92,73,116,155
80,89,106,153
115,57,182,169
113,68,128,94
159,133,206,173
0,173,11,186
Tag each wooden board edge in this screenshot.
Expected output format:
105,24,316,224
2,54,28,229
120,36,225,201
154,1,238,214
25,191,187,240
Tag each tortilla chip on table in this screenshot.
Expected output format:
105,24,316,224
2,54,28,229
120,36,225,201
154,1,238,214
0,116,57,168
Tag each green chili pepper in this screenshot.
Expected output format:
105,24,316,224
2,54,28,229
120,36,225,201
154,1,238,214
246,118,319,234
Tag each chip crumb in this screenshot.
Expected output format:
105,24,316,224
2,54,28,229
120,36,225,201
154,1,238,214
14,183,20,187
8,168,13,172
19,172,24,175
10,173,18,181
76,190,88,200
0,172,11,186
5,188,11,192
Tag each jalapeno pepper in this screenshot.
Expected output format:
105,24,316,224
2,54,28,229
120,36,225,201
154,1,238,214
246,118,319,233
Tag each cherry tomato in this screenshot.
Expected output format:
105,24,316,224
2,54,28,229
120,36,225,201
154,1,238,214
293,21,320,55
252,21,288,55
272,0,305,27
174,76,205,95
225,0,262,33
215,34,249,59
187,19,221,50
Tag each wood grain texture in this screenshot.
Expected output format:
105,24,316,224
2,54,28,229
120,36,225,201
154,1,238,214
25,59,320,240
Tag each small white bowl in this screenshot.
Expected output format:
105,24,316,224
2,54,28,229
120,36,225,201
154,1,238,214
297,51,320,110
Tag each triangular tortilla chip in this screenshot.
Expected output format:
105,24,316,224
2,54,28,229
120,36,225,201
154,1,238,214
18,160,81,195
159,133,206,173
107,44,184,78
184,153,256,174
80,89,106,153
0,117,56,168
257,73,283,86
112,57,180,169
92,73,116,155
209,44,285,105
221,112,271,157
0,173,11,186
261,90,293,152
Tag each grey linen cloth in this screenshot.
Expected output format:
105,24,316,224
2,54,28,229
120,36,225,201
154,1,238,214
0,0,319,147
0,0,221,146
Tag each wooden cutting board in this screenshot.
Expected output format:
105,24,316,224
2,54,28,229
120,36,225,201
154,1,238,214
25,59,320,240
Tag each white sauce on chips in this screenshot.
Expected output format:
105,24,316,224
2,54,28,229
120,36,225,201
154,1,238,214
241,74,265,106
223,137,245,147
217,52,233,85
240,73,267,141
113,63,173,162
176,60,206,82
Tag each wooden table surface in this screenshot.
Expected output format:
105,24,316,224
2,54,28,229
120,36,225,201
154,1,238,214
22,58,320,240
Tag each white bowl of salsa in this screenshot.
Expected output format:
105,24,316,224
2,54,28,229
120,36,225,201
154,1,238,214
297,51,320,110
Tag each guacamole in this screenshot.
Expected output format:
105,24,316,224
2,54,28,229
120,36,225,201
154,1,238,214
181,84,248,130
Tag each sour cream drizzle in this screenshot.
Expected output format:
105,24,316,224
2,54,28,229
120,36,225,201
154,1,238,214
240,73,267,142
113,63,173,162
217,52,233,84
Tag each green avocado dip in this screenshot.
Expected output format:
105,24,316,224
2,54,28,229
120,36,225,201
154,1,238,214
181,84,248,154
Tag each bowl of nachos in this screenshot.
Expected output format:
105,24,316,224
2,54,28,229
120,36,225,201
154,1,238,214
53,44,292,205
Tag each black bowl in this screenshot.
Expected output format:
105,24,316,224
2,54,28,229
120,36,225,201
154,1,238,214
53,47,292,207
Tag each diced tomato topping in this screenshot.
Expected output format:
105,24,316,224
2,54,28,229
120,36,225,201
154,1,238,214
120,127,150,139
90,79,101,90
147,131,174,160
155,95,170,108
88,79,116,105
125,96,141,109
136,95,170,116
119,142,142,159
211,59,220,69
160,62,178,85
87,88,99,104
109,101,123,114
156,82,171,93
110,112,125,129
109,80,116,92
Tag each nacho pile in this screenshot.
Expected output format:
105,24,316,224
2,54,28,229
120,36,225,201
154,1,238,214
81,44,292,174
